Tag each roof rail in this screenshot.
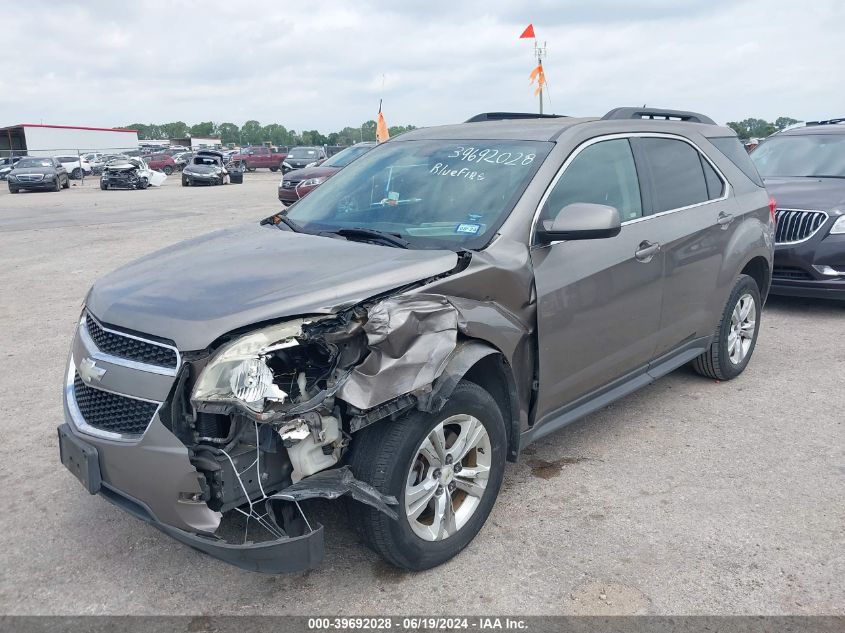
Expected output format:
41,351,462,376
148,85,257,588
602,107,715,125
806,118,845,126
465,112,567,123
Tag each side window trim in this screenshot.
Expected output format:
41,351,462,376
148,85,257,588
531,132,733,241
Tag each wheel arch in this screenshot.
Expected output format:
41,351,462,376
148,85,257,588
419,339,521,462
740,255,771,303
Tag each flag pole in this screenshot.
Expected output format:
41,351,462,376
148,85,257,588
535,40,546,114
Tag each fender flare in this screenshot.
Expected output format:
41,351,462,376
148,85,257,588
418,339,522,461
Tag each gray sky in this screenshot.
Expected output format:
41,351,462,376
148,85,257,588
2,0,842,131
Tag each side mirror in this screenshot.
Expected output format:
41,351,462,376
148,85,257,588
536,202,622,243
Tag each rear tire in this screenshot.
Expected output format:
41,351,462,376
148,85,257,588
270,166,279,172
692,274,761,380
62,176,70,189
100,179,108,190
71,167,82,179
347,381,507,570
163,165,173,176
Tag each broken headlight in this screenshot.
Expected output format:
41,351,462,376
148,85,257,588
192,319,307,413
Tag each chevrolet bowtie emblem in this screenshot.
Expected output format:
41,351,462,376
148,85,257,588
79,357,106,383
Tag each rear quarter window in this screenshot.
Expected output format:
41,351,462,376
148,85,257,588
709,136,764,186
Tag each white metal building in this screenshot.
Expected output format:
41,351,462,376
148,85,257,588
0,124,139,157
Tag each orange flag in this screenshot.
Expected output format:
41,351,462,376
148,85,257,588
519,24,535,39
376,101,389,143
529,64,546,95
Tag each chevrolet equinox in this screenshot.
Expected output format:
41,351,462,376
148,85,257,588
58,107,774,573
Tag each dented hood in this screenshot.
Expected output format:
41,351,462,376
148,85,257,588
85,222,459,350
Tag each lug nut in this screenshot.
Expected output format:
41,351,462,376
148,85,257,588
448,481,456,492
453,463,462,473
432,468,441,479
435,485,444,496
445,454,453,465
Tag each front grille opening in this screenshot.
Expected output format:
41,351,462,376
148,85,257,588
73,374,158,436
86,315,178,369
772,266,814,281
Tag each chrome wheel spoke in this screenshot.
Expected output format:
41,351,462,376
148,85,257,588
449,416,485,463
456,463,490,480
418,437,443,468
406,480,438,520
455,476,486,498
432,489,457,540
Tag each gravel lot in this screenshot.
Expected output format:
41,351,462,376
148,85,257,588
0,172,842,616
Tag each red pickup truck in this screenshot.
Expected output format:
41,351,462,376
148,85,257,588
229,146,288,172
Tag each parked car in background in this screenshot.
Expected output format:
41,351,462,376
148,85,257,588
58,107,773,573
85,153,129,175
278,142,375,205
750,118,845,299
0,156,24,180
7,156,69,192
181,150,243,186
143,153,178,175
282,146,328,172
55,155,93,179
172,152,194,171
100,156,166,190
230,146,288,172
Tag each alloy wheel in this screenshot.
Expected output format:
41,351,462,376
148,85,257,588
404,414,491,541
728,293,756,365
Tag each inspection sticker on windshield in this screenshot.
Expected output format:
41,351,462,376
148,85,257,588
455,223,482,235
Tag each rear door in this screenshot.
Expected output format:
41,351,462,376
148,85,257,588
634,136,737,358
531,137,665,424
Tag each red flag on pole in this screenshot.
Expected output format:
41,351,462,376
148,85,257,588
519,24,535,39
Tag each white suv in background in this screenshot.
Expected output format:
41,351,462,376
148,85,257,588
55,155,93,179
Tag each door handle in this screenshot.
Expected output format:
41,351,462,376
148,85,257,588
717,212,735,227
635,241,660,262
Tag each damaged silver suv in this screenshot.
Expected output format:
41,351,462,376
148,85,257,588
59,108,774,573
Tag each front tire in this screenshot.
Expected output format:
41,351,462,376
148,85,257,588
692,274,761,380
162,165,173,176
348,381,506,570
62,176,70,189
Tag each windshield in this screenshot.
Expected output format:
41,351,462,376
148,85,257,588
751,133,845,177
322,144,373,168
289,148,319,159
17,158,53,168
285,139,552,250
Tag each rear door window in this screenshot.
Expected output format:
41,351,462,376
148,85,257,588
711,136,764,186
640,138,709,212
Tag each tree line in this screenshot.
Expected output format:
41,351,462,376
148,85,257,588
124,120,417,147
726,117,800,140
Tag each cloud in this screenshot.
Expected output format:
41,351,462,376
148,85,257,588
1,0,842,131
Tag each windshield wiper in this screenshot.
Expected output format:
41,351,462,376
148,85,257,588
260,213,303,232
328,227,410,249
806,175,845,179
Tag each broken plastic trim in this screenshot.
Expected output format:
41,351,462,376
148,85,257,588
271,465,399,520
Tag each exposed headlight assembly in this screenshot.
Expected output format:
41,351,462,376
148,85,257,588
300,177,327,187
282,162,292,169
192,320,309,413
830,214,845,235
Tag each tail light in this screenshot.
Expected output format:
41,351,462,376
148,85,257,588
768,197,777,224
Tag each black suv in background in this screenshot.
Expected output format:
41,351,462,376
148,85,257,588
750,119,845,299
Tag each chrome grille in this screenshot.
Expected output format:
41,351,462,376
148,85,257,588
73,373,158,436
16,174,45,182
774,209,828,244
86,314,178,369
282,179,299,189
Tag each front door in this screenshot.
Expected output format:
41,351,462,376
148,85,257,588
530,137,664,424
